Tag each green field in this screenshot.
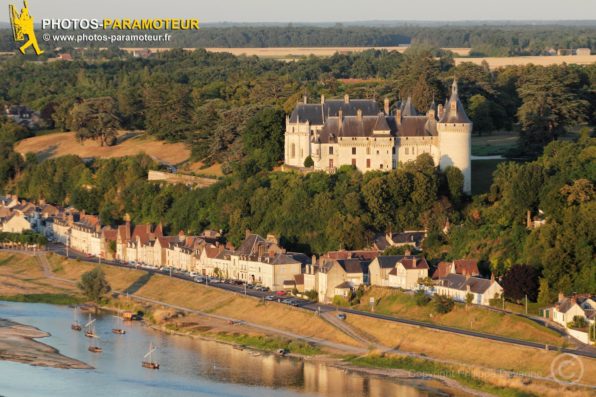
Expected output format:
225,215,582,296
471,133,519,156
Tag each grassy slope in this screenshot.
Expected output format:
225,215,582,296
14,131,190,165
354,287,563,345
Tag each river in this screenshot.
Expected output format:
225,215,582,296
0,301,450,397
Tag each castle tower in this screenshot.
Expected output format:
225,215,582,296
437,79,473,194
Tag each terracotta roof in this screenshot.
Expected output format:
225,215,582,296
102,228,118,241
432,261,451,280
400,257,429,270
453,260,479,277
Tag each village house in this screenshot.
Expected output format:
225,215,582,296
0,212,31,234
542,294,595,344
433,273,503,306
368,255,429,289
304,256,371,303
69,213,102,257
372,231,426,251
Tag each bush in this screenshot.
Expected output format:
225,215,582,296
332,295,350,307
414,290,431,306
433,294,454,314
304,289,318,301
303,155,314,168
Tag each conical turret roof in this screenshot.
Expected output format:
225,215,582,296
439,79,471,124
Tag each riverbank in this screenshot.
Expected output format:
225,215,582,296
0,318,91,369
2,251,595,397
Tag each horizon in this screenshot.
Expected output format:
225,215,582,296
1,0,596,23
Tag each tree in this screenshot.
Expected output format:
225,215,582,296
465,292,474,306
537,278,553,306
468,94,494,134
303,155,314,168
433,294,454,314
70,97,121,146
242,107,285,169
517,65,589,149
445,166,464,205
78,267,111,304
415,290,431,306
501,264,539,302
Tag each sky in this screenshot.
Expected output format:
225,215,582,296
1,0,595,23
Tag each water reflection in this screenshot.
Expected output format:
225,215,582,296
0,301,444,397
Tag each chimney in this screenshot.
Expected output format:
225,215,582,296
558,292,565,302
490,273,495,285
428,108,436,120
302,95,307,104
311,254,317,265
395,108,402,126
384,98,390,115
437,104,444,119
404,249,412,256
526,210,532,228
338,109,343,129
320,94,325,104
344,94,349,104
245,229,252,238
356,109,362,121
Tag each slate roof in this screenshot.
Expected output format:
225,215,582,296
289,99,379,125
335,281,353,289
437,273,493,294
400,97,418,117
337,258,370,274
439,80,471,124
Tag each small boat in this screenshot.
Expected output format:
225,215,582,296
88,335,102,353
71,306,82,331
111,309,126,334
142,342,159,370
84,314,97,338
88,345,103,353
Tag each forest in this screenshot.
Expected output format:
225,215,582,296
0,47,594,167
1,24,595,55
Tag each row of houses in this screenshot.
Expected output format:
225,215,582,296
2,195,503,305
0,195,35,234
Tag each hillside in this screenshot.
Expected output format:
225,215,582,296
14,132,191,165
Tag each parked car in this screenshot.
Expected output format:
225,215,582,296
281,298,294,304
337,313,347,320
275,290,286,296
194,276,205,283
264,295,275,301
189,272,198,277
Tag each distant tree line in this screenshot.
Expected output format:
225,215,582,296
1,25,594,55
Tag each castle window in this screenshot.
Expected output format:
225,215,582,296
366,159,371,168
405,147,409,155
329,146,334,155
366,147,371,155
352,159,356,166
291,143,296,158
380,164,383,169
352,147,356,155
392,147,396,154
376,150,379,155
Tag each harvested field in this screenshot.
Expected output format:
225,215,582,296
15,131,190,165
455,55,596,69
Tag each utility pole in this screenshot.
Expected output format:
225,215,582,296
525,294,528,315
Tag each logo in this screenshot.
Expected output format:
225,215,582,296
9,0,44,55
550,353,584,385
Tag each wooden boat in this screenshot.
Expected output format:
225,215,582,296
88,345,103,353
142,343,159,370
88,335,102,353
71,306,82,331
84,314,96,338
111,308,126,334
